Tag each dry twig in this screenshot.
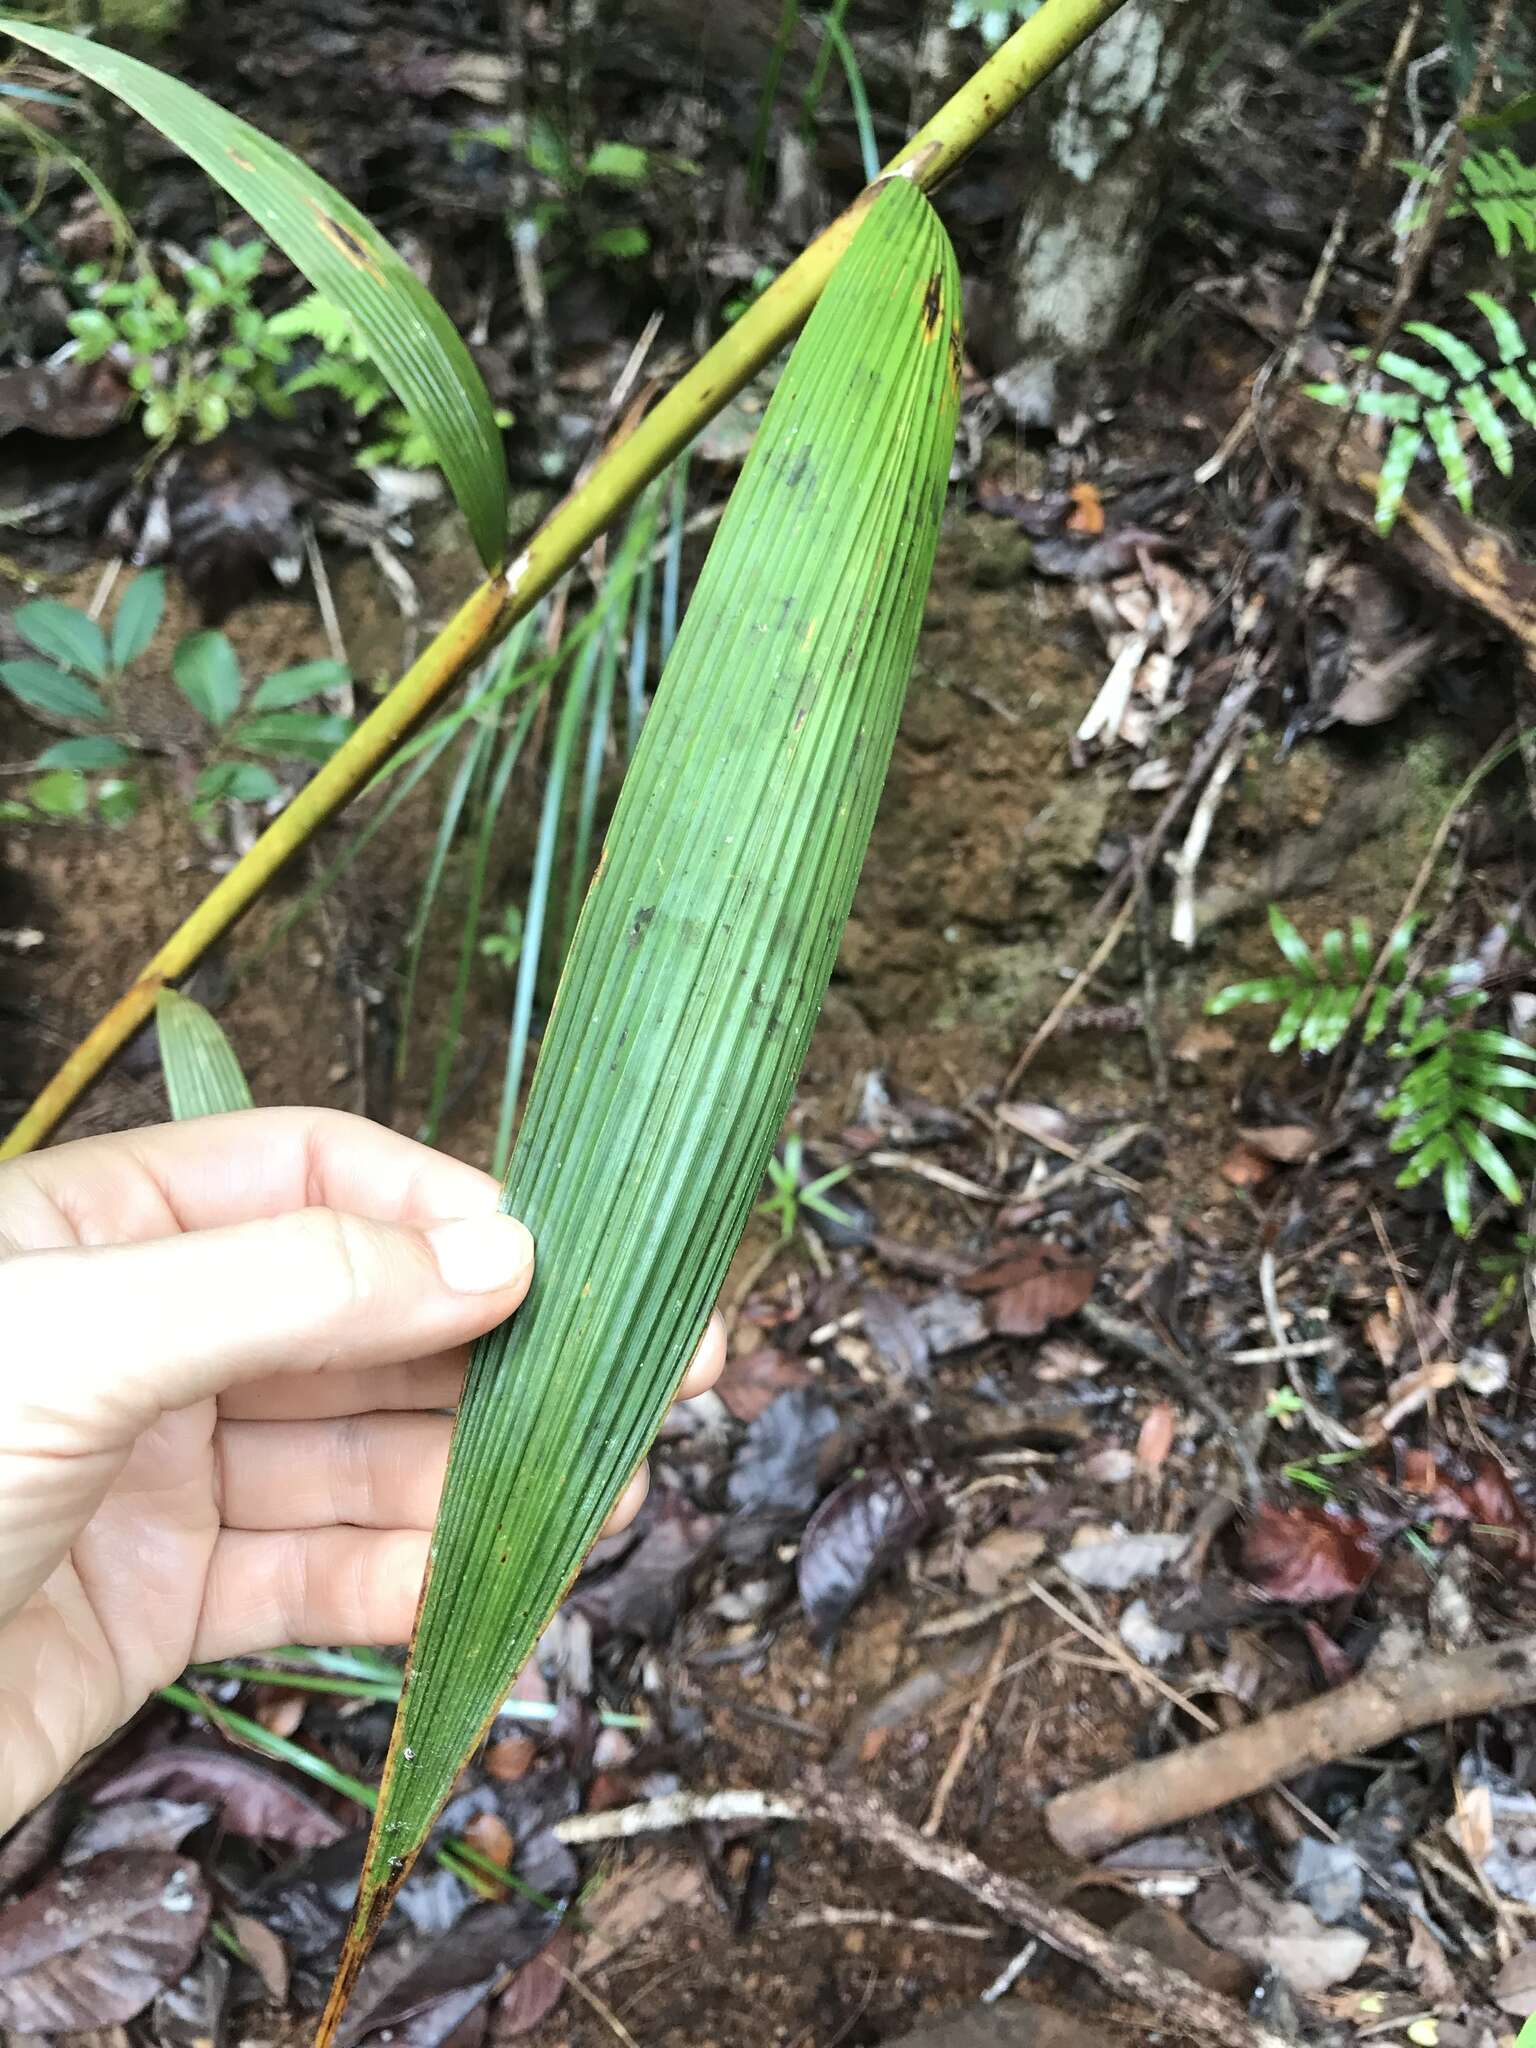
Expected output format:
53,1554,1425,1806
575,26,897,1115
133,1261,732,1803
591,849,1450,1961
1044,1628,1536,1858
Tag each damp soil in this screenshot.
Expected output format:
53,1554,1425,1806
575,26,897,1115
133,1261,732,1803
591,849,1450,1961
0,503,1483,2048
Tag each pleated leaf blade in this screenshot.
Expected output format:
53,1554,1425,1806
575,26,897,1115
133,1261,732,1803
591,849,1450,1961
321,175,960,2031
155,990,254,1118
0,19,508,569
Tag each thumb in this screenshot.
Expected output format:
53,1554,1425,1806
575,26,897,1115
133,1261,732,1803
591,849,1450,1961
2,1205,534,1446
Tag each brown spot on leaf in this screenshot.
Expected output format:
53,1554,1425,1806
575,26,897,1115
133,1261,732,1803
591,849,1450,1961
306,199,386,281
921,268,944,337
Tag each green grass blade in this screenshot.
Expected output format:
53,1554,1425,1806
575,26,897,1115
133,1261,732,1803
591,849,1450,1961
155,989,254,1117
321,175,960,2026
0,18,508,569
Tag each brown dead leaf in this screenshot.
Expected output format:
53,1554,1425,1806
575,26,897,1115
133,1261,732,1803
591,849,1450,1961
462,1813,514,1872
989,1262,1096,1337
716,1346,813,1423
1220,1144,1274,1190
1237,1124,1317,1165
1459,1782,1495,1869
1242,1503,1381,1605
1363,1308,1402,1368
578,1855,706,1973
1067,481,1105,535
961,1527,1047,1596
226,1911,289,2005
1407,1916,1458,2009
484,1735,538,1783
254,1692,306,1740
1173,1022,1236,1063
1360,1359,1457,1445
1136,1403,1176,1469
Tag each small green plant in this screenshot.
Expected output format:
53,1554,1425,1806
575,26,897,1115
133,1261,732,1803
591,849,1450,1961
1305,290,1536,532
1207,905,1420,1056
1401,146,1536,260
756,1131,858,1244
477,903,525,971
271,292,443,469
1210,907,1536,1236
0,573,352,829
68,236,293,443
465,120,691,280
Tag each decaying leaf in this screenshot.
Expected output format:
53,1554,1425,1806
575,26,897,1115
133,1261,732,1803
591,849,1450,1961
1237,1123,1317,1164
715,1345,813,1422
981,1248,1096,1338
727,1389,841,1518
333,1903,560,2048
797,1466,932,1648
961,1526,1046,1596
1493,1941,1536,2017
1060,1528,1188,1592
62,1800,212,1864
0,1853,210,2031
1190,1878,1368,1996
577,1855,706,1973
489,1926,573,2038
572,1488,719,1641
94,1743,345,1849
1242,1502,1380,1605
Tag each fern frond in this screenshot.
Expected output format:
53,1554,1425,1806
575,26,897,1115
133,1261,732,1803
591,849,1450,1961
1383,993,1536,1234
1206,909,1417,1055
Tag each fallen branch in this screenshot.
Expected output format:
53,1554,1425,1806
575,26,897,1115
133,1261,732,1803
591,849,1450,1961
1044,1628,1536,1859
557,1786,1290,2048
1276,392,1536,673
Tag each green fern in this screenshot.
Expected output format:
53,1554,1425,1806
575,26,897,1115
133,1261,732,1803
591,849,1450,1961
1383,998,1536,1236
1206,906,1419,1055
269,291,441,469
1304,289,1536,532
1402,147,1536,260
1209,909,1536,1236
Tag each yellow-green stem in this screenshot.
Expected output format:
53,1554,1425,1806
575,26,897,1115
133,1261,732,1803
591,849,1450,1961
1,0,1127,1161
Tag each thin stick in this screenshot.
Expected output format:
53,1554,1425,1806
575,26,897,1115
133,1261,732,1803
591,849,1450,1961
3,0,1135,1161
923,1614,1017,1835
553,1961,640,2048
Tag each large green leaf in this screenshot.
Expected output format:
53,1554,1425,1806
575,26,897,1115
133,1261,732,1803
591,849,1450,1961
0,18,508,570
320,175,961,2030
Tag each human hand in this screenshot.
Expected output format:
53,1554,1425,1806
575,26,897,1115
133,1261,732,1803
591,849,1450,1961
0,1109,724,1831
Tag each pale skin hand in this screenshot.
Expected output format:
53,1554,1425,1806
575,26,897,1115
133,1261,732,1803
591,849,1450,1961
0,1109,724,1834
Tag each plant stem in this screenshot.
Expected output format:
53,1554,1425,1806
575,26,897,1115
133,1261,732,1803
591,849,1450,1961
748,0,802,210
1,0,1134,1163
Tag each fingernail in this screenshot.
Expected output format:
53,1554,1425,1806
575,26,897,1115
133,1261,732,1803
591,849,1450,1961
427,1214,534,1293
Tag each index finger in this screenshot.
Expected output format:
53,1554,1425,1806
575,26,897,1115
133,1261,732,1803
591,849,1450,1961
0,1108,504,1250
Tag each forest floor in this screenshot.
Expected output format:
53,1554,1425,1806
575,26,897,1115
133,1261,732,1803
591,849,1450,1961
5,5,1536,2048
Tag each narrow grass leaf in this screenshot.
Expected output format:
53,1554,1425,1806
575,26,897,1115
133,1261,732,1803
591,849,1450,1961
155,990,254,1118
319,176,960,2030
0,18,508,569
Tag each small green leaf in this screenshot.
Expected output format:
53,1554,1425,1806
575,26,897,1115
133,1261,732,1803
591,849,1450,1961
250,659,350,711
1459,380,1513,475
1378,349,1451,403
586,141,648,181
1491,364,1536,430
1468,290,1526,365
1206,977,1296,1015
195,760,283,805
235,710,352,763
1458,1120,1525,1207
15,600,110,680
36,736,134,771
27,768,89,817
1402,321,1486,383
1376,422,1424,532
1267,904,1315,976
1464,1091,1536,1143
592,224,649,259
1442,1149,1473,1238
174,631,243,727
1423,405,1472,512
97,775,140,826
1271,991,1311,1054
110,569,166,670
0,659,109,723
